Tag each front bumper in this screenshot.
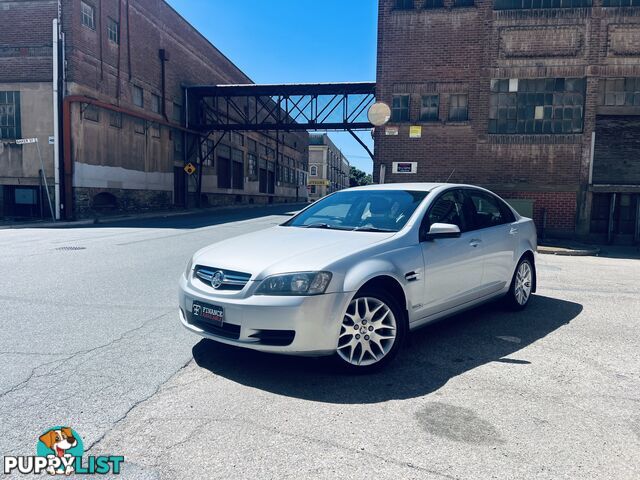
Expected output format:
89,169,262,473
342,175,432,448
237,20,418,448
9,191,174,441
178,275,353,356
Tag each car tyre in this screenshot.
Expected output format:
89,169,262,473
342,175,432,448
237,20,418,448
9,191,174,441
334,287,408,374
505,256,534,310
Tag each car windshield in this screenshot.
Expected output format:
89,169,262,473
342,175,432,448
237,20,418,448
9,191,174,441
283,190,429,232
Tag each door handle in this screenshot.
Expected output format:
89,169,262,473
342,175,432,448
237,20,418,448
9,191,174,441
509,227,519,235
469,239,481,248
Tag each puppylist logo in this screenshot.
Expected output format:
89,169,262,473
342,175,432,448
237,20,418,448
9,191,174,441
3,426,124,476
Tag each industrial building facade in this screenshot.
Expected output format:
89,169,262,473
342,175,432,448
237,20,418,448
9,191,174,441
308,134,350,200
0,0,308,220
376,0,640,243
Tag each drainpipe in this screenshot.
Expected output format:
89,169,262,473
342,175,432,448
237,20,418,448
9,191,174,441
52,18,61,220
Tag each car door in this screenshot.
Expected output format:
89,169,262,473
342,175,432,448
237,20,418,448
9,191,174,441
463,189,517,295
417,189,485,319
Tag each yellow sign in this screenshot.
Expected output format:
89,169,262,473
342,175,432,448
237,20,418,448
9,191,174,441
184,163,196,175
409,126,422,138
308,179,330,186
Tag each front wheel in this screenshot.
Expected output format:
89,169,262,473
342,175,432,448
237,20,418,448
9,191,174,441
506,257,534,310
335,289,407,373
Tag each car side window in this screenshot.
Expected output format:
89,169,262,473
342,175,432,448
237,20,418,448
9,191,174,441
466,191,509,229
422,190,469,234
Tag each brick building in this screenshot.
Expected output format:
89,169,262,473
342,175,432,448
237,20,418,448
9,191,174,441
0,0,308,220
308,134,350,200
375,0,640,243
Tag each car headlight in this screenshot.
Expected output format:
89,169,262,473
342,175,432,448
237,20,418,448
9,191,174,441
255,271,332,296
184,257,194,278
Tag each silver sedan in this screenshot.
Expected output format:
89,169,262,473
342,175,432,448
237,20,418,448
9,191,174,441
179,183,537,372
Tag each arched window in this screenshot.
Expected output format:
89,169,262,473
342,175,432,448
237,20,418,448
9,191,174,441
310,165,318,176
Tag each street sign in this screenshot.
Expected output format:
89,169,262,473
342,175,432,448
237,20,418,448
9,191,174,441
48,136,55,145
308,179,330,186
16,138,38,145
184,162,196,175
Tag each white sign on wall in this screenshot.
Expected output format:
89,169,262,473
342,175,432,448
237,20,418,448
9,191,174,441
15,137,38,145
392,162,418,174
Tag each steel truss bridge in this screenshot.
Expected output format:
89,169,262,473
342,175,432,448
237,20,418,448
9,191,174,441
182,82,376,205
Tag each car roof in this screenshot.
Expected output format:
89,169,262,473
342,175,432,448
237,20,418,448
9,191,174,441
343,183,478,192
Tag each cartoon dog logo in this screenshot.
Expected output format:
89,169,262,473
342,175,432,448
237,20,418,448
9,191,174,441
38,427,78,475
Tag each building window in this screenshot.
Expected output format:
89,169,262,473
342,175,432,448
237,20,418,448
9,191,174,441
248,153,257,179
217,145,232,189
248,138,257,152
494,0,591,9
201,139,214,166
0,91,21,139
81,1,95,30
448,94,468,122
603,0,640,4
395,0,414,9
173,130,183,159
310,185,317,194
601,78,640,106
232,148,244,190
109,111,122,128
83,104,100,122
151,94,161,114
150,122,160,138
107,17,119,44
489,78,585,134
132,85,143,107
424,0,444,7
172,102,182,123
231,132,244,146
134,118,145,134
420,95,439,122
392,94,410,122
310,165,318,176
453,0,474,5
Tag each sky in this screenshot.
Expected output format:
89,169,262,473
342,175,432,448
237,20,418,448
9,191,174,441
166,0,378,173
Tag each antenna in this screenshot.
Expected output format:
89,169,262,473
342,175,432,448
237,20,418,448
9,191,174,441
445,169,456,183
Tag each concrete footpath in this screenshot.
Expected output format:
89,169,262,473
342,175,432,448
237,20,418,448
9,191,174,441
0,202,309,230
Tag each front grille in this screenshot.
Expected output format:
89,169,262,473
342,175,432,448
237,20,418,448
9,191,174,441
188,316,241,340
194,266,251,291
248,329,296,346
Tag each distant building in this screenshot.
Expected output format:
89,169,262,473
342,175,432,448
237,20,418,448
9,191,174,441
308,134,350,200
0,0,308,220
376,0,640,244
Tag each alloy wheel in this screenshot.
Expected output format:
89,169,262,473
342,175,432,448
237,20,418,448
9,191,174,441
514,261,532,306
337,297,397,367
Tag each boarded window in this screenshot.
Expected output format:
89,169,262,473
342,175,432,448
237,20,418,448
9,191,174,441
109,111,122,128
83,104,100,122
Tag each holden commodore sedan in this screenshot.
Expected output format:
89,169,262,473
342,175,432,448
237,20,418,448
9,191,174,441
179,183,537,372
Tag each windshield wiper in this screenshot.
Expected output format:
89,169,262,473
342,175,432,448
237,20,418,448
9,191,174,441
301,223,353,230
352,226,397,232
302,223,334,229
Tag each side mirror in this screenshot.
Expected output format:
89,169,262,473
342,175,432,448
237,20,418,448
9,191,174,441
423,223,461,241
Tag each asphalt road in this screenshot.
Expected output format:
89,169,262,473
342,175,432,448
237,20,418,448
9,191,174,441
1,206,638,479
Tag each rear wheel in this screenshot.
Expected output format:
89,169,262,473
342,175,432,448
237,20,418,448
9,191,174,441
506,257,534,310
335,289,407,373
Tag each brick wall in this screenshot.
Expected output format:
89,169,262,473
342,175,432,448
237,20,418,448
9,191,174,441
376,0,640,236
500,191,577,232
0,0,56,82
